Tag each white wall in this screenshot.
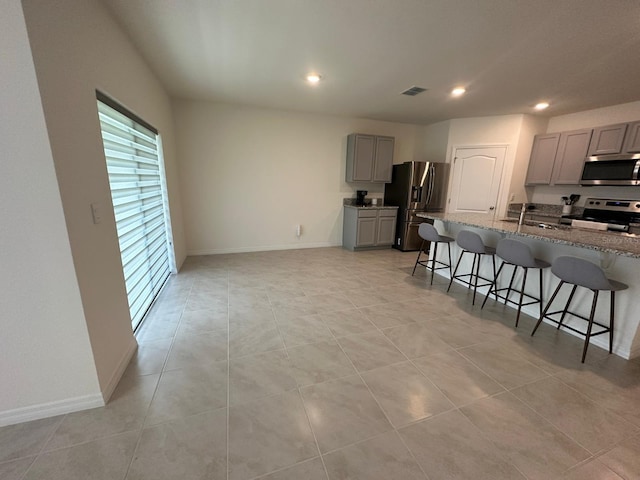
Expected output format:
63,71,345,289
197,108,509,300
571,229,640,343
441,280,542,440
173,100,423,254
444,115,546,217
420,120,451,162
22,0,186,397
0,0,102,425
510,115,549,204
548,101,640,132
530,101,640,206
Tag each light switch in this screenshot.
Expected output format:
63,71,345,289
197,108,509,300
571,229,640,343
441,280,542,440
91,202,103,224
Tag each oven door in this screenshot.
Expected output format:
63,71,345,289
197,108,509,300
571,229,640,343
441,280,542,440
581,156,640,185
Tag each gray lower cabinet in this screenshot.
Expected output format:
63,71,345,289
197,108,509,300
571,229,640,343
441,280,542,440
376,215,396,245
343,206,398,251
346,134,395,183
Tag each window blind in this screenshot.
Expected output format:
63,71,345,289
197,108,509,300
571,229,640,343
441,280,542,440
97,98,172,330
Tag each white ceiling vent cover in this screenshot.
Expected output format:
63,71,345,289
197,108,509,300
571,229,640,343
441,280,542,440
401,86,427,96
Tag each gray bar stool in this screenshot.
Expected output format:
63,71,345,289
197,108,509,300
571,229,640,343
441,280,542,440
482,238,551,327
447,230,496,305
412,223,454,284
531,256,628,363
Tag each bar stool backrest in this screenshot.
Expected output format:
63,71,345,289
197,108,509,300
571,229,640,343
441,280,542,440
456,230,487,254
418,223,440,242
551,256,612,291
497,239,537,268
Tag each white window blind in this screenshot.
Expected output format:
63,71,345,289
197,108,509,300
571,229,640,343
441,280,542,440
97,96,172,330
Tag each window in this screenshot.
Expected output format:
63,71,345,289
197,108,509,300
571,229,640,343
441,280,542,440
97,93,174,330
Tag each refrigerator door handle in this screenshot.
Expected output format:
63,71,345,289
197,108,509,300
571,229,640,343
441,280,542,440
419,164,429,188
426,164,435,206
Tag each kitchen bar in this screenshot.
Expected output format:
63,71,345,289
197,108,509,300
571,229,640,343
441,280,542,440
417,211,640,359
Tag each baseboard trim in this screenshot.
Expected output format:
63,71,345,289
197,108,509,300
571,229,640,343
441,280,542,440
0,393,105,427
187,242,340,256
100,337,138,403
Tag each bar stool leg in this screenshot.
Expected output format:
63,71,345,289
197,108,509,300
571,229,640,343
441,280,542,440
582,290,599,363
447,243,453,278
610,291,615,354
505,266,517,305
491,255,498,301
538,268,544,318
430,242,439,285
412,240,426,276
557,285,578,330
481,261,505,309
532,280,564,336
472,253,481,305
515,267,528,328
447,251,464,293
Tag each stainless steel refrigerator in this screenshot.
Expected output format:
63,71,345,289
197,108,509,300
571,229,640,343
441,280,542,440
384,161,450,251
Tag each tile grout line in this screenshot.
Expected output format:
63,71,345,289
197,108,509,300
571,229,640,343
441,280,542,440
326,310,432,479
271,301,331,480
226,269,230,480
357,301,465,480
123,274,195,480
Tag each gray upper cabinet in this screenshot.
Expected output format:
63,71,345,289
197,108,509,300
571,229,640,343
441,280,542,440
373,136,394,182
588,123,628,156
551,128,593,185
623,121,640,153
346,133,394,183
525,133,560,185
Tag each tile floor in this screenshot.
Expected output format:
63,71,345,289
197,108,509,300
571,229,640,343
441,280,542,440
2,246,640,479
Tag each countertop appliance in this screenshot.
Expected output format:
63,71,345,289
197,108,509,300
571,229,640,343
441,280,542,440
384,161,450,251
580,154,640,186
559,197,640,233
356,190,368,206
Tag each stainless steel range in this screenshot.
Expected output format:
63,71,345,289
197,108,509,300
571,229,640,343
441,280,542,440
559,197,640,233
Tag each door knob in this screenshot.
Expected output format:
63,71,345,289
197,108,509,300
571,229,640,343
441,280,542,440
489,206,495,210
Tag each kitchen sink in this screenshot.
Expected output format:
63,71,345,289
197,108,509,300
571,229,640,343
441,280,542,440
500,218,568,230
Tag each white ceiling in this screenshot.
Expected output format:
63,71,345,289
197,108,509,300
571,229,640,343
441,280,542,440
102,0,640,125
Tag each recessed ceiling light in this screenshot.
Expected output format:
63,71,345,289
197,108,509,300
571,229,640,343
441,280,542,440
534,102,550,110
451,87,466,97
306,74,321,84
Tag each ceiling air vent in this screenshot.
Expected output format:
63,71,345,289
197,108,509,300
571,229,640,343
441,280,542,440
401,86,427,96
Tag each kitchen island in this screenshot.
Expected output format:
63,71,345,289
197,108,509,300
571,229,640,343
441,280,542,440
417,212,640,359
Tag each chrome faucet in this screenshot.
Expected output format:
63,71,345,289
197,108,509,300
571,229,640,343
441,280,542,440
518,203,528,226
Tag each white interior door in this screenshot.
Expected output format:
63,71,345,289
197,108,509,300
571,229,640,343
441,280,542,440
448,146,506,216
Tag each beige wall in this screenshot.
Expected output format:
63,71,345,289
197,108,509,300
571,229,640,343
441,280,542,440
443,115,545,217
173,100,423,254
0,0,102,424
22,0,186,397
420,120,451,162
510,115,549,204
548,101,640,132
529,101,640,206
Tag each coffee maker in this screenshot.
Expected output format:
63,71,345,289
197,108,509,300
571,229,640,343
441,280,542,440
356,190,367,206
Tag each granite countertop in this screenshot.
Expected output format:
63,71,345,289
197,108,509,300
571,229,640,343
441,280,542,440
505,202,584,220
417,212,640,259
343,204,398,209
343,199,398,209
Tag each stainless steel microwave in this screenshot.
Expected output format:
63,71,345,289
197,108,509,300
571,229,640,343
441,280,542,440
580,154,640,186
